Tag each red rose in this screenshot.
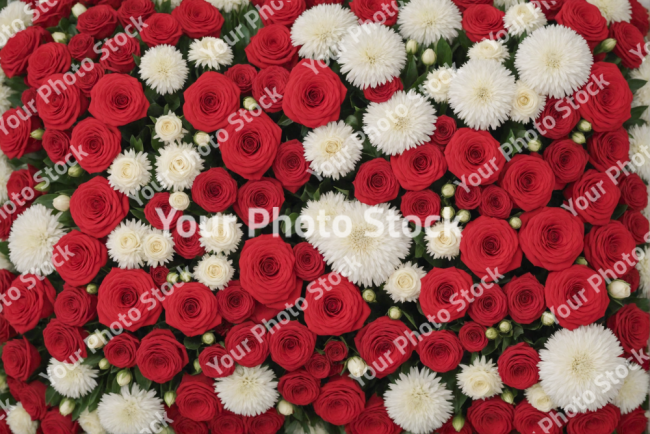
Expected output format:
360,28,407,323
416,329,463,372
503,273,546,324
584,221,636,277
225,64,258,95
97,268,163,332
0,108,42,159
579,62,633,132
163,282,221,337
622,267,641,293
499,154,554,211
177,374,222,421
234,178,285,227
292,242,325,282
390,143,447,191
4,276,56,334
305,352,330,379
42,129,71,164
479,185,512,219
420,267,472,323
400,190,441,226
363,77,403,103
40,410,79,434
566,170,620,226
219,111,281,180
303,274,371,336
75,62,104,97
36,73,87,130
77,4,118,38
103,332,139,368
617,407,648,434
43,318,87,362
140,13,183,47
459,321,487,352
619,210,649,244
324,340,348,362
278,370,320,405
225,321,269,367
445,128,505,186
455,184,482,209
68,33,97,61
170,412,208,434
618,173,648,211
18,381,47,420
353,158,400,205
245,24,298,70
567,404,620,434
53,284,97,327
350,0,397,25
272,139,311,193
89,73,149,127
314,376,366,425
183,71,240,132
0,27,52,78
468,283,508,326
117,0,156,27
1,337,41,381
261,0,305,26
282,60,347,128
216,282,255,324
555,0,608,50
26,42,71,88
136,329,189,383
246,409,285,434
543,138,590,189
587,128,629,172
173,219,205,259
345,395,402,434
467,397,514,434
199,344,236,378
99,33,140,73
70,117,122,173
545,264,609,330
439,417,474,434
172,0,224,38
497,342,540,389
462,5,505,42
355,317,414,378
460,216,522,279
252,66,290,113
607,304,650,354
630,0,650,34
432,115,457,147
150,266,169,287
268,320,316,370
610,22,647,68
451,0,490,11
514,401,562,434
209,411,246,434
69,177,130,238
192,168,237,213
53,230,107,286
535,98,580,140
144,192,182,230
7,166,41,205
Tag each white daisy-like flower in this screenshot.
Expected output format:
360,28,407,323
525,383,556,413
448,59,516,130
205,0,248,12
6,403,37,434
291,4,358,60
193,254,234,290
78,409,107,434
425,220,462,260
457,356,504,400
154,111,188,144
106,219,148,269
8,204,65,275
468,40,510,63
586,0,631,22
0,84,13,115
613,364,649,414
384,262,426,302
188,37,234,70
338,23,407,89
97,385,165,434
107,149,152,196
384,367,453,434
215,365,279,416
630,60,650,124
47,358,99,399
494,0,525,8
510,80,546,123
397,0,462,45
142,228,174,267
0,2,33,49
503,2,547,36
422,66,456,103
0,152,13,203
139,45,189,95
199,213,243,255
363,90,437,155
303,121,363,180
637,247,650,297
155,142,204,191
299,191,348,246
538,324,624,413
515,25,593,99
629,124,650,182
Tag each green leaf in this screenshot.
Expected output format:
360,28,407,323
134,366,152,390
45,387,63,406
184,335,203,350
0,241,9,257
611,204,628,220
82,352,105,366
628,79,648,93
278,115,294,126
436,38,453,67
629,297,650,312
129,135,144,153
130,208,147,223
32,194,57,209
58,210,75,227
403,55,418,89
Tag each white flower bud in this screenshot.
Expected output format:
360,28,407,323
577,120,592,133
457,209,471,223
164,391,176,407
541,311,556,326
608,279,631,299
277,399,294,416
388,306,402,320
71,2,87,17
509,216,522,230
53,195,70,212
86,284,98,295
116,369,132,386
442,206,455,220
30,129,44,140
86,331,106,350
243,97,258,111
99,358,111,370
347,356,368,378
485,327,498,340
406,40,418,54
498,320,511,334
571,131,586,144
441,184,456,198
528,139,542,152
194,131,211,147
422,48,436,66
202,332,216,345
362,289,376,303
59,398,75,416
169,191,190,211
52,32,67,44
452,415,465,432
501,390,515,404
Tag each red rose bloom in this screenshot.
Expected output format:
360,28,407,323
618,173,648,211
584,221,636,277
445,128,505,186
350,0,398,25
40,410,79,434
610,22,647,69
69,177,130,238
43,319,88,362
219,111,281,180
170,412,208,434
163,282,221,337
304,274,370,336
324,340,348,362
7,166,41,205
209,411,246,434
269,320,316,370
272,139,311,193
459,321,488,352
177,374,222,421
630,0,650,34
607,303,650,354
567,404,620,434
617,408,648,434
401,190,441,226
150,266,169,287
183,71,240,132
390,143,447,191
36,73,87,130
566,170,620,226
420,267,472,323
479,185,513,219
293,242,326,281
245,24,298,70
99,33,140,73
26,42,71,88
89,73,150,126
0,108,42,159
54,284,97,327
245,410,284,434
555,0,608,50
172,0,224,38
283,60,347,128
451,0,491,11
514,401,562,434
234,177,285,227
503,273,546,324
216,282,255,324
225,321,269,367
18,381,47,420
587,128,630,173
499,154,554,211
77,4,118,38
1,337,41,381
260,0,306,26
620,210,649,244
468,283,508,326
417,330,464,372
579,62,633,132
363,77,403,103
97,268,163,332
545,265,609,330
173,219,205,259
192,168,237,212
314,376,366,425
622,267,641,293
75,62,104,96
355,317,414,378
305,352,330,379
498,342,540,389
144,192,182,230
455,184,482,209
70,117,122,173
53,230,107,286
42,129,71,164
536,98,580,140
136,329,189,383
345,395,402,434
439,418,474,434
103,332,139,368
0,26,52,78
4,276,56,334
432,115,458,147
467,397,514,434
225,64,258,95
462,5,505,42
278,370,320,405
199,344,236,378
252,66,290,113
139,13,183,47
353,158,400,205
117,0,156,27
543,138,590,189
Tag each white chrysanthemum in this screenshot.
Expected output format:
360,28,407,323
515,25,593,99
142,228,174,267
628,124,650,182
154,111,188,144
194,254,234,290
0,2,33,49
468,40,509,63
384,262,426,302
586,0,631,22
299,191,348,245
215,365,279,416
8,204,65,275
630,60,650,124
0,84,13,115
613,364,649,414
199,213,243,255
97,385,164,434
205,0,248,12
338,23,407,89
525,383,556,412
457,356,504,399
423,66,456,103
384,367,453,434
448,59,516,130
363,90,437,155
510,80,546,123
504,2,547,36
155,142,203,191
538,324,624,413
494,0,525,8
107,149,152,196
303,121,363,180
106,220,148,269
397,0,462,45
139,45,189,95
637,247,650,297
78,409,107,434
0,152,13,203
188,37,234,70
48,358,98,399
6,403,37,434
291,4,358,60
425,220,462,260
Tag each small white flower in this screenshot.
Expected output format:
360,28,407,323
97,385,165,434
636,247,650,297
193,254,234,290
7,403,38,434
613,364,649,415
397,0,462,45
457,356,504,400
205,0,249,12
108,149,152,196
0,152,14,203
169,191,190,211
0,2,33,49
139,45,189,95
586,0,631,23
78,409,107,434
628,124,650,183
291,4,358,60
510,80,546,123
504,2,547,36
106,220,148,269
188,37,234,70
215,365,279,416
525,383,556,412
155,142,204,191
423,66,456,103
47,358,99,399
303,121,363,180
425,220,462,260
384,262,426,303
0,84,13,116
154,111,188,144
142,228,174,267
199,213,243,255
468,40,510,63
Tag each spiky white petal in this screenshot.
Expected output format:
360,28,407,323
199,213,243,255
188,37,234,70
525,383,556,412
397,0,462,45
139,45,188,95
629,124,650,183
504,2,547,36
636,247,650,297
78,410,107,434
630,59,650,124
299,191,348,246
303,121,363,180
613,364,649,414
6,403,37,434
215,365,279,416
47,358,99,399
0,2,33,49
457,356,504,399
423,66,456,103
510,80,546,123
205,0,248,12
193,254,234,290
0,84,13,116
142,228,174,267
97,385,165,434
0,152,13,203
155,142,204,191
586,0,631,22
384,262,426,302
108,149,152,196
468,40,510,63
291,4,358,60
425,220,463,260
106,219,148,269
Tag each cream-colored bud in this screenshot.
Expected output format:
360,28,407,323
30,129,44,140
68,164,83,177
86,284,98,295
608,279,631,299
575,256,588,266
501,390,515,404
577,120,592,133
528,139,542,152
59,398,75,416
485,327,498,340
347,356,368,378
243,97,258,111
441,184,456,198
457,209,471,223
86,331,106,350
406,40,418,54
571,131,586,144
52,32,67,44
71,2,87,17
202,332,216,345
541,311,556,326
498,320,511,334
452,415,465,432
164,391,176,407
99,358,111,370
116,369,132,386
194,131,211,147
277,399,294,416
169,192,190,211
53,195,70,212
422,48,436,66
509,216,522,230
362,289,376,303
388,306,402,320
442,206,455,220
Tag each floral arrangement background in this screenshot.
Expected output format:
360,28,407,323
0,0,647,432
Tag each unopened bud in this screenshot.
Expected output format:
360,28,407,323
541,311,555,326
345,114,359,129
422,48,436,66
202,332,216,345
167,272,179,284
277,399,294,416
116,369,132,386
71,2,87,17
362,289,376,303
169,192,190,211
527,139,542,152
595,38,616,54
52,32,67,43
0,374,6,393
571,131,586,144
59,398,75,416
34,181,49,192
452,415,465,432
457,209,471,223
53,195,70,212
441,184,456,198
193,359,202,372
99,358,111,370
498,320,511,334
86,331,106,350
86,284,98,295
164,391,176,407
509,216,522,230
30,129,44,140
68,164,83,177
608,279,631,299
577,119,592,132
347,356,368,378
388,306,402,320
501,390,515,404
442,206,455,220
575,256,588,266
194,131,211,147
406,40,418,54
485,327,498,340
243,96,258,111
180,270,192,282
